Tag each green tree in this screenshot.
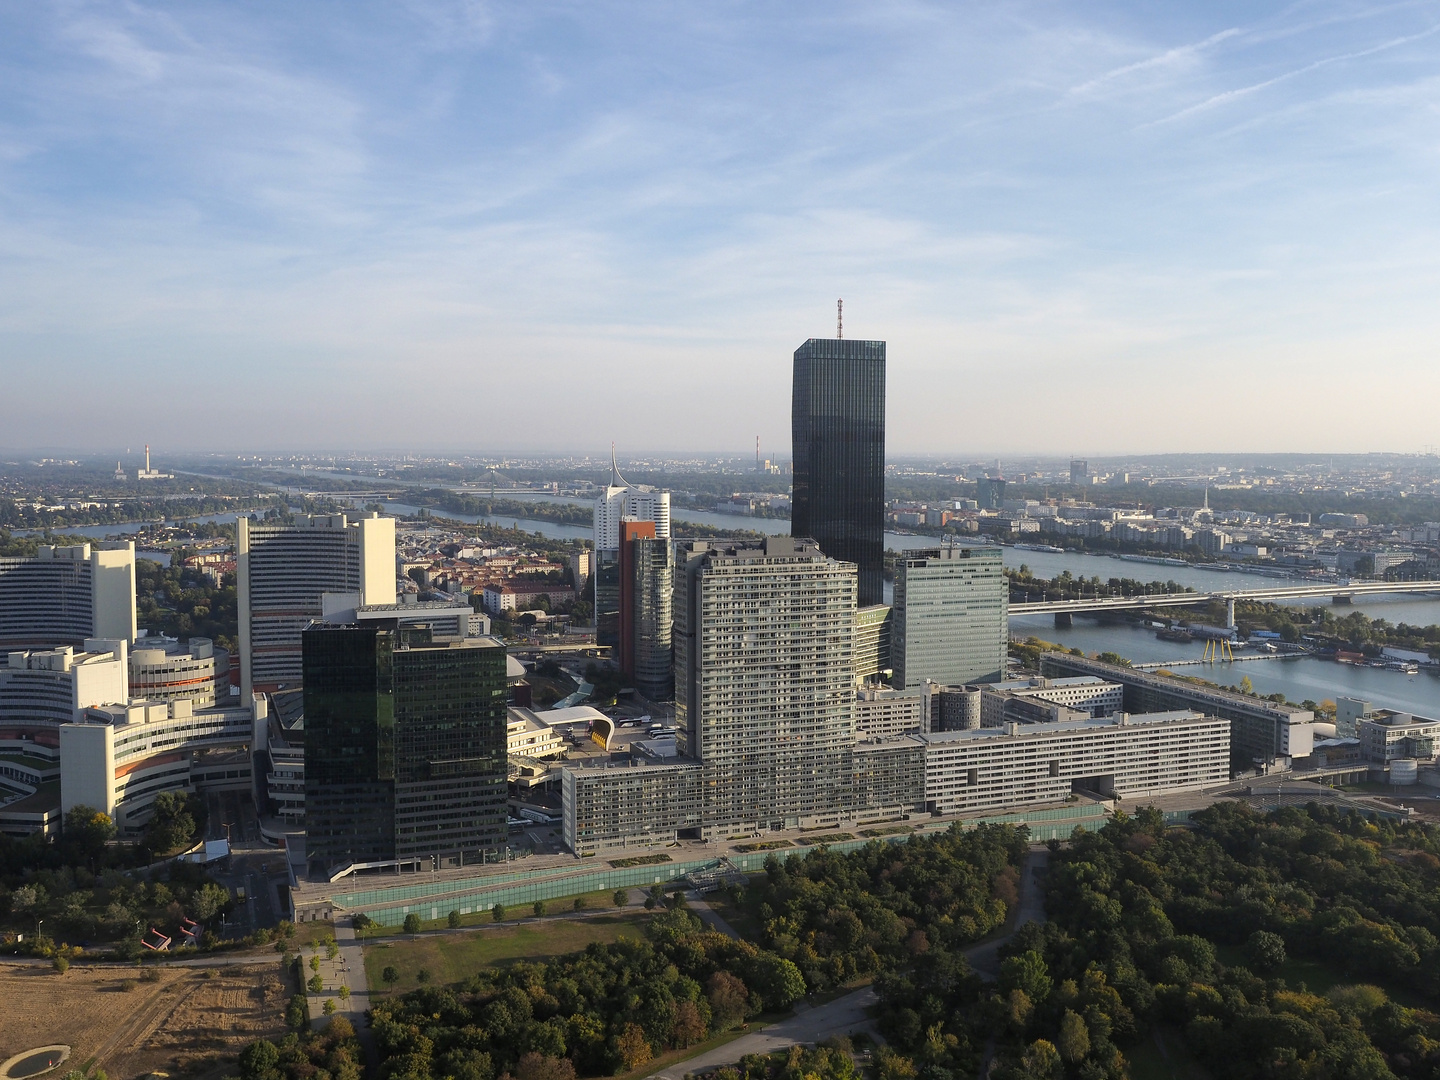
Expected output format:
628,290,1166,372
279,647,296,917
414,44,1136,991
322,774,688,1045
533,900,546,917
573,896,586,911
285,994,308,1030
1020,1039,1061,1080
448,909,462,928
239,1039,279,1080
613,889,629,908
192,883,230,921
403,912,422,934
63,805,116,863
492,903,506,922
382,965,399,984
144,791,197,853
999,950,1052,1004
1056,1010,1090,1064
308,973,324,993
1245,929,1287,974
52,955,70,974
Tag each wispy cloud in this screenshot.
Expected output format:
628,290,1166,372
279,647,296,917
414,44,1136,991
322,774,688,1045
1144,21,1440,127
2,1,1440,453
1068,27,1243,98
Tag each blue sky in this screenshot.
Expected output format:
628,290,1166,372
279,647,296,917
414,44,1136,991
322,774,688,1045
2,1,1438,455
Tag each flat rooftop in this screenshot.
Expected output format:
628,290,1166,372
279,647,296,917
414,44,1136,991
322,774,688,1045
922,709,1211,744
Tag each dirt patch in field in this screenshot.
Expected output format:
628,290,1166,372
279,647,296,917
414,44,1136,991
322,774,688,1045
0,962,290,1080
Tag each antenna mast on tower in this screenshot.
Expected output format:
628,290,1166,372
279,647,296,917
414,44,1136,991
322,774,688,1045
837,299,843,340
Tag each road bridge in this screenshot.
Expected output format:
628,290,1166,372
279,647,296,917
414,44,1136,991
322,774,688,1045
1010,580,1440,628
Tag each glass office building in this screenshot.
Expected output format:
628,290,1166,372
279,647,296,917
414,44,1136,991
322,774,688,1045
792,338,886,607
892,546,1008,689
303,623,508,871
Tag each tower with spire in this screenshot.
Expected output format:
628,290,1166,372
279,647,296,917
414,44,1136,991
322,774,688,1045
592,445,671,649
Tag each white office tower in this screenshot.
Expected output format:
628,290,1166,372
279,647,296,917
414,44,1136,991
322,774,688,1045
892,545,1007,689
592,448,671,549
0,542,137,650
237,513,396,697
675,536,857,834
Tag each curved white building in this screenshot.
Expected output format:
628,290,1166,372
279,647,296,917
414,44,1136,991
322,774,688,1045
129,637,229,708
0,543,136,650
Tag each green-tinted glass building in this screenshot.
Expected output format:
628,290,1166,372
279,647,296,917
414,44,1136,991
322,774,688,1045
892,546,1008,689
303,623,508,871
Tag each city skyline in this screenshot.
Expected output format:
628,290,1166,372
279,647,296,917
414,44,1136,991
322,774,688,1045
3,3,1440,454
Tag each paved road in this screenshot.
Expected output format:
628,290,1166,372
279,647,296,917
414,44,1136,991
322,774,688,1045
307,919,377,1063
648,988,880,1080
963,847,1049,980
647,846,1052,1079
686,894,741,939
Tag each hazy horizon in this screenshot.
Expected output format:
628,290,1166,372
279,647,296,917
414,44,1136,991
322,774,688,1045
3,2,1438,454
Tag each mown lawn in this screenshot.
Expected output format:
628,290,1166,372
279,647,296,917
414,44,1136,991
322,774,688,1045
363,911,651,993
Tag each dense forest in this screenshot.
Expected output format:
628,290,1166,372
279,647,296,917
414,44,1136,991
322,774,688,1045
230,806,1440,1080
271,826,1025,1080
877,803,1440,1080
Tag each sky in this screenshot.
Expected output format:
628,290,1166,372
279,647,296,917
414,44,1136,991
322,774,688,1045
2,1,1439,457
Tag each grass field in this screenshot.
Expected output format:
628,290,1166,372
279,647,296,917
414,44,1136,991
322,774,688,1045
363,911,652,993
702,878,766,940
1126,1027,1211,1080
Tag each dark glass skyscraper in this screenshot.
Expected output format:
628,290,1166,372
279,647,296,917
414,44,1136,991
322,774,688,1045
303,623,508,871
791,338,886,607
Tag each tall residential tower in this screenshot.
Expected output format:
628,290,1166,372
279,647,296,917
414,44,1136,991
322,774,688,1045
791,338,886,607
675,536,857,833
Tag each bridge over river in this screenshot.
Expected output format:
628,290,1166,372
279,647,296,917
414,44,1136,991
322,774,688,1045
1010,580,1440,628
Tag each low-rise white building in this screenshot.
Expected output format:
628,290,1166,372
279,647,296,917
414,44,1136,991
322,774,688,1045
128,636,229,708
976,676,1125,726
59,694,265,833
922,710,1229,816
1358,710,1440,775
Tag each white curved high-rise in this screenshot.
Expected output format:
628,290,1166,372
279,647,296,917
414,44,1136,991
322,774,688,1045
592,448,670,651
592,448,669,548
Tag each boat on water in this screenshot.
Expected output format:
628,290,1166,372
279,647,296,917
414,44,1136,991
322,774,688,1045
1156,628,1194,643
1011,543,1065,553
1116,553,1190,567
